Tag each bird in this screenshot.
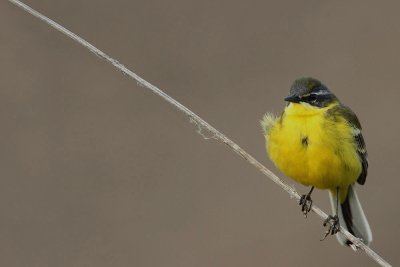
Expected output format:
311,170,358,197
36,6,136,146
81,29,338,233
261,77,372,246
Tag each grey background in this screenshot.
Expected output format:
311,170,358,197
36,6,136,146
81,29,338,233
1,1,399,266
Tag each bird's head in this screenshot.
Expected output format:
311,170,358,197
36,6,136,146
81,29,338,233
285,77,338,108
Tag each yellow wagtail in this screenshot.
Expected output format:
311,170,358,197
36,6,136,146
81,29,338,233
261,77,372,245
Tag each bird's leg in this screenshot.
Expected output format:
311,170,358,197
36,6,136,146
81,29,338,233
299,186,314,217
321,187,340,241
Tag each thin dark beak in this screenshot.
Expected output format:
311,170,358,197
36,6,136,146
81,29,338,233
284,95,301,103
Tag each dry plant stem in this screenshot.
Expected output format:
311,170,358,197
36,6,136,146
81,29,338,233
8,1,391,266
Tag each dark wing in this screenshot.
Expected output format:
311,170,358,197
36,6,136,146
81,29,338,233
327,105,368,185
353,128,368,185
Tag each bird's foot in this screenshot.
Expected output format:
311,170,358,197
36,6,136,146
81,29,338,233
321,215,340,241
299,194,313,217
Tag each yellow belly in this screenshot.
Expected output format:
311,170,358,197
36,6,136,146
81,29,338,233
266,103,361,195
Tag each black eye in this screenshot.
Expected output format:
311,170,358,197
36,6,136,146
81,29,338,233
308,94,317,101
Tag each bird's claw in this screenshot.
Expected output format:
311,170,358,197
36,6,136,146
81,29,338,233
299,194,313,217
321,215,340,241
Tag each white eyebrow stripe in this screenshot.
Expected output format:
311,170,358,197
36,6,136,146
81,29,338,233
312,90,330,95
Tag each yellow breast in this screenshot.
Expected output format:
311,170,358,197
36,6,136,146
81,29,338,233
266,102,361,191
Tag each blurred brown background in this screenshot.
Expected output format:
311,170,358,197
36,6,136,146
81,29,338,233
1,0,399,266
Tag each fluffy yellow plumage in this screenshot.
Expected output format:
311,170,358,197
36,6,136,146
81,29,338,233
263,102,361,202
262,77,372,246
